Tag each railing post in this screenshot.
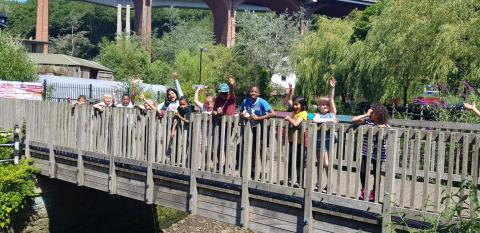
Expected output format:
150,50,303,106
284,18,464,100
382,129,399,232
189,114,201,214
108,108,118,195
13,124,20,165
240,120,252,228
146,110,156,204
42,79,47,101
89,84,93,100
303,123,316,233
76,105,86,186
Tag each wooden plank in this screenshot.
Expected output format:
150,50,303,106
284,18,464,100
326,124,336,194
259,122,266,182
197,207,238,226
345,128,354,198
303,124,316,233
399,130,409,207
354,127,364,199
461,134,469,198
446,133,456,208
249,221,293,233
471,136,479,217
336,125,345,196
197,200,238,218
381,129,399,232
241,120,253,228
434,133,445,212
277,120,284,184
189,114,200,214
269,120,276,184
49,144,56,178
374,128,384,203
225,116,233,175
364,128,373,201
421,132,432,211
410,131,421,208
146,111,156,204
292,129,298,187
219,116,226,174
251,213,298,232
284,124,290,187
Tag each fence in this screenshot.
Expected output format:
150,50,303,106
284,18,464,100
42,80,164,103
0,98,478,232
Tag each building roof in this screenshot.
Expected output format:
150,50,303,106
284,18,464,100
28,53,113,72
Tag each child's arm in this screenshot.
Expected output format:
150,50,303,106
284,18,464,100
252,109,276,121
93,102,104,111
284,83,293,107
328,78,337,115
464,103,480,117
194,87,204,110
171,119,178,138
352,109,372,125
285,115,304,127
175,112,190,124
228,75,235,98
173,72,184,98
312,117,337,123
131,79,139,106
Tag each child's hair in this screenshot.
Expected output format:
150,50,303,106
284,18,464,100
122,94,130,99
178,96,188,103
78,95,87,101
293,96,308,111
104,94,112,99
370,103,389,125
165,88,179,103
249,85,261,93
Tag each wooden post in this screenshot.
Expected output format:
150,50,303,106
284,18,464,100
240,120,252,228
49,143,56,178
382,129,398,232
145,110,156,204
303,124,316,233
76,105,86,186
108,108,118,195
189,114,201,214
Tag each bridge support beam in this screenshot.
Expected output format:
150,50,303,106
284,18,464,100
133,0,152,55
203,0,242,48
35,0,49,54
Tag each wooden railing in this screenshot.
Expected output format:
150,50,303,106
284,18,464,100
1,98,478,232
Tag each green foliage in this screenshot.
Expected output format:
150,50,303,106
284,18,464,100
152,17,213,63
144,60,173,85
0,31,36,82
0,133,12,161
50,31,95,59
0,160,36,230
96,36,149,82
156,205,187,229
292,17,354,102
236,11,303,76
431,94,480,124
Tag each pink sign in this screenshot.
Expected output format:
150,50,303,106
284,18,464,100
0,81,43,100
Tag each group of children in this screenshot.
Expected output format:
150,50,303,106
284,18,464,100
69,72,393,202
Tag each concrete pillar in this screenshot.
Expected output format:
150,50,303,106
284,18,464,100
203,0,242,48
35,0,49,54
134,0,152,55
125,4,131,38
116,4,122,39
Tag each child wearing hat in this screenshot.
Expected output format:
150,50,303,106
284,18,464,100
212,75,236,117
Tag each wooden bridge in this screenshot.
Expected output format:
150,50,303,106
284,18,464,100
1,98,479,233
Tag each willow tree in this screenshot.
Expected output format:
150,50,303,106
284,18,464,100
355,0,480,104
292,17,354,101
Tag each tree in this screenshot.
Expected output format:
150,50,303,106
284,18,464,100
292,17,354,101
152,18,214,63
50,31,94,58
235,11,303,78
96,36,149,82
0,31,36,82
355,0,480,103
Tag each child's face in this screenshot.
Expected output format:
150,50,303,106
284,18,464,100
104,96,112,105
179,100,188,109
122,96,130,105
204,96,214,110
318,99,330,114
370,111,381,124
292,101,301,113
249,87,260,100
78,97,86,105
168,90,177,102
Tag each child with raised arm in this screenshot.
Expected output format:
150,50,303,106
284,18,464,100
116,79,139,108
194,86,215,114
311,78,337,192
157,72,184,112
464,102,480,117
352,103,390,201
284,84,308,188
212,75,236,117
171,96,194,138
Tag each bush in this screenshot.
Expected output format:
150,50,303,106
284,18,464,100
0,160,36,229
0,31,36,82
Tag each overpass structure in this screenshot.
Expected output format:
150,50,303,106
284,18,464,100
0,99,478,232
34,0,375,53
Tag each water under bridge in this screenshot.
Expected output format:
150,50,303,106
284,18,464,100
1,98,478,232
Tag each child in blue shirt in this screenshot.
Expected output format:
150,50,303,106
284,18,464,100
240,85,275,179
